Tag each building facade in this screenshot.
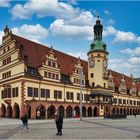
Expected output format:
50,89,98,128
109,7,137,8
0,20,140,119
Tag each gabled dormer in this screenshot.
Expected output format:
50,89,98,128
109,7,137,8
120,75,126,93
70,57,85,86
38,46,60,81
108,70,114,90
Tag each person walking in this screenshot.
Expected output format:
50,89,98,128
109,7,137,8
37,110,40,119
55,113,63,136
21,114,29,132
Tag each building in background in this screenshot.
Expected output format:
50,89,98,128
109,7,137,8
0,19,140,119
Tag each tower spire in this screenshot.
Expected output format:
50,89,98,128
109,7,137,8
94,16,103,41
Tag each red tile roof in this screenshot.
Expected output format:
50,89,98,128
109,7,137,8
13,34,88,78
12,34,140,91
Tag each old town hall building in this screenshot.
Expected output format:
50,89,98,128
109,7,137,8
0,19,140,119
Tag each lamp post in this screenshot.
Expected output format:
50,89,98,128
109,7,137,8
80,68,82,121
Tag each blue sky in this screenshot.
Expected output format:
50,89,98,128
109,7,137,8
0,0,140,78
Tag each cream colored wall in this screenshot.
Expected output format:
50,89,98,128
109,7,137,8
113,94,139,107
88,52,108,87
24,79,90,103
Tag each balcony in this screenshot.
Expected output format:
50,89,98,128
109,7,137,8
4,97,11,104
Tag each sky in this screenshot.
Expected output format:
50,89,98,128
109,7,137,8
0,0,140,78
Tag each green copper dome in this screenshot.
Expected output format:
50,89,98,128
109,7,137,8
90,40,107,51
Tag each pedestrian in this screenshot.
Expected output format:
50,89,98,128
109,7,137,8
37,110,40,119
21,114,29,132
134,112,136,117
55,113,63,136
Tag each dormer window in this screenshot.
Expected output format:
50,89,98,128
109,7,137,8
48,61,51,66
52,62,55,67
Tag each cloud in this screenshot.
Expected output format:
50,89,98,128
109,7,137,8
104,10,111,15
68,52,87,60
120,47,140,56
104,26,117,36
0,0,10,7
113,31,136,43
49,19,93,40
11,0,79,19
67,0,78,5
104,25,140,45
109,57,140,77
129,57,140,64
12,24,48,43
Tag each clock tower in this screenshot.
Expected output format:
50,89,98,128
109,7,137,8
87,17,109,88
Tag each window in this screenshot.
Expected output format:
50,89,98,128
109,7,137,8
113,98,117,104
1,90,4,99
104,83,106,88
48,61,51,66
41,89,45,98
91,73,94,78
52,73,55,79
77,93,80,100
34,88,38,97
123,99,126,104
118,99,122,104
92,82,95,87
27,67,37,75
66,92,73,100
52,62,55,67
2,71,11,79
98,54,100,57
56,74,59,80
130,100,132,105
44,72,47,77
46,89,50,98
54,90,62,99
28,87,32,97
12,87,18,97
115,86,119,93
84,94,90,101
48,72,51,78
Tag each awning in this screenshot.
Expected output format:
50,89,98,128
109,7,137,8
90,92,113,98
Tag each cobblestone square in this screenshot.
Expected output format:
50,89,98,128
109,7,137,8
0,116,140,139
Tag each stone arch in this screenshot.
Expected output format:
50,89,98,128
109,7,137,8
36,104,46,119
124,108,126,115
133,109,135,115
88,107,92,117
127,108,129,115
82,106,86,117
117,108,119,115
1,104,6,117
130,109,132,115
6,105,12,118
112,108,115,115
27,105,31,119
74,106,80,117
47,105,56,119
120,108,123,115
13,103,20,118
66,106,73,118
93,106,98,116
58,105,65,117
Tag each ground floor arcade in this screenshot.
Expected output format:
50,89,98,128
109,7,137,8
0,100,140,119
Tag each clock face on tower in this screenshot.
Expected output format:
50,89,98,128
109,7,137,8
89,58,95,68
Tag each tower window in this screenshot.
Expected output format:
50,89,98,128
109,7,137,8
98,60,100,62
91,73,94,78
98,54,100,57
104,83,106,88
92,82,95,87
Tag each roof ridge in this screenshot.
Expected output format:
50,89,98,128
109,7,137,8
13,34,88,63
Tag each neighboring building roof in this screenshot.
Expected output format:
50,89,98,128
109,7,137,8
13,34,88,78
